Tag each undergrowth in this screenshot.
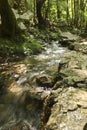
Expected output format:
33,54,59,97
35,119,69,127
0,34,43,62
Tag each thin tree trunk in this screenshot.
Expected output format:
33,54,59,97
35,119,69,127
74,0,79,28
56,0,61,19
71,0,74,27
66,0,69,25
33,0,36,24
45,0,50,20
80,0,85,28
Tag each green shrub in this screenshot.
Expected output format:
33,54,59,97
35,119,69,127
23,37,43,55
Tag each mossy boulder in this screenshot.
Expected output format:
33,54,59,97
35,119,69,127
56,51,87,89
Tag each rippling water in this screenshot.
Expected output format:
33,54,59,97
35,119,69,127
0,41,67,130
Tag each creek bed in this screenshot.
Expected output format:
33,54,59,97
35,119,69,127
0,41,67,130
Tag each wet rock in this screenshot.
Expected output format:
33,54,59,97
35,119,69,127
56,51,87,89
0,120,34,130
42,49,87,130
36,75,52,88
27,87,51,100
8,81,23,95
59,39,74,47
60,32,79,41
69,41,87,54
52,80,62,90
41,92,55,129
44,87,87,130
16,77,27,85
59,32,79,47
8,76,51,101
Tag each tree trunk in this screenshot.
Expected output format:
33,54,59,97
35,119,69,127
56,0,61,19
71,0,74,26
66,0,69,25
74,0,79,28
45,0,50,20
36,0,46,28
0,0,19,37
80,0,85,28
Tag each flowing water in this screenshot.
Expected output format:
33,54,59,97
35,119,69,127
0,41,67,130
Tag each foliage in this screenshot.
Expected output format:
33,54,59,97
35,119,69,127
0,38,24,62
0,35,43,62
23,36,43,55
0,0,87,58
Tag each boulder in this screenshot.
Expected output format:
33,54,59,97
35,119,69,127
60,32,79,41
69,41,87,54
42,50,87,130
59,32,79,47
45,87,87,130
57,51,87,89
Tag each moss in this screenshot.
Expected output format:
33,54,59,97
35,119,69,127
0,34,43,62
0,38,24,57
23,37,43,55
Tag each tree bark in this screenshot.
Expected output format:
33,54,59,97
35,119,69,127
36,0,46,28
0,0,19,37
66,0,69,25
56,0,61,19
74,0,79,28
45,0,50,20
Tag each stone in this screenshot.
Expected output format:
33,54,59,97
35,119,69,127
52,81,62,90
18,22,26,30
0,120,31,130
36,75,52,88
44,87,87,130
60,32,79,41
59,32,79,47
69,42,87,54
42,49,87,130
56,51,87,89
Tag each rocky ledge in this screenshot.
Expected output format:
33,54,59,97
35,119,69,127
42,43,87,130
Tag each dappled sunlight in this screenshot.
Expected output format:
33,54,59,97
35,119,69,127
1,63,27,75
0,39,67,130
0,0,87,129
81,41,87,45
8,81,23,95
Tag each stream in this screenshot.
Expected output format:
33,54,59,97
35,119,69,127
0,41,67,130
